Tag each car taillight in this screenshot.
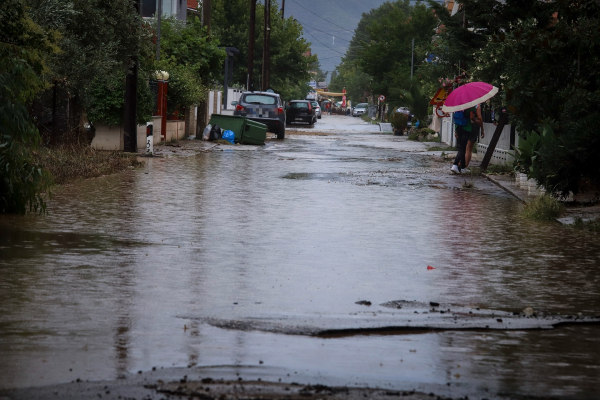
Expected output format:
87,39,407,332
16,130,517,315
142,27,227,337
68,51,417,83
278,107,284,114
236,104,245,111
308,104,312,112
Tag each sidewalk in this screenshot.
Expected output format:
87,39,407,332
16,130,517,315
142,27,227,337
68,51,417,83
482,171,600,225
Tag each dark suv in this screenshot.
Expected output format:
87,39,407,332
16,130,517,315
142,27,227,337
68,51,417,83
233,91,286,139
286,100,316,126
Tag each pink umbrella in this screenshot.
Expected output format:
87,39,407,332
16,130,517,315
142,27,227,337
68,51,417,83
441,82,498,113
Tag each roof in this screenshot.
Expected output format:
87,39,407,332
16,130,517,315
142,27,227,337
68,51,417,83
187,0,199,10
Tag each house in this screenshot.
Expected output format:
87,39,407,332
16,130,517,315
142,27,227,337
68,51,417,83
140,0,187,20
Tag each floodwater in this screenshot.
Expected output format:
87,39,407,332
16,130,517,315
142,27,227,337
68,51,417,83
1,118,600,399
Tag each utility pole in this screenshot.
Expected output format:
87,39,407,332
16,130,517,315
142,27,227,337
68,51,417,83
410,38,415,79
281,0,285,19
196,0,211,138
248,0,256,91
202,0,211,33
123,0,140,153
156,0,162,60
262,0,271,91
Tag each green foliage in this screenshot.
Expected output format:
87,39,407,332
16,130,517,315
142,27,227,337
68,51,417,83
0,0,54,214
154,16,225,84
424,0,600,197
86,72,153,126
149,16,225,114
332,1,437,110
521,194,565,221
212,0,315,100
390,113,408,131
474,1,600,196
387,83,430,122
572,217,600,233
514,121,555,173
408,128,437,142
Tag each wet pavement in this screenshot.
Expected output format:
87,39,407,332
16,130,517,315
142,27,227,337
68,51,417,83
1,115,600,399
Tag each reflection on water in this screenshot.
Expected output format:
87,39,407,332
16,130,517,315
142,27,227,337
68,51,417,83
1,135,599,397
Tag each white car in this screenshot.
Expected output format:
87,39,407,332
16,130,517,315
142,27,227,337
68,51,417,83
310,101,322,119
352,103,368,117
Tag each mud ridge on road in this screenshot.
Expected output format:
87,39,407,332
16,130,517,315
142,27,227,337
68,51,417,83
150,379,463,400
187,301,600,338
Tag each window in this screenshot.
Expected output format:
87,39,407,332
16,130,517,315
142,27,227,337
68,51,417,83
242,94,277,105
291,102,309,109
141,0,156,18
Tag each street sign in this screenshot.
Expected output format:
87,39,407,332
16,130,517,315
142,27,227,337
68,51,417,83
379,95,386,102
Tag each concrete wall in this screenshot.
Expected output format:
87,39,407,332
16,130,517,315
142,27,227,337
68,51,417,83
185,105,196,137
165,120,185,141
91,124,124,151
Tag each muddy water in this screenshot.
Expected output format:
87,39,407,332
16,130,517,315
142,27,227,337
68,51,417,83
1,133,599,398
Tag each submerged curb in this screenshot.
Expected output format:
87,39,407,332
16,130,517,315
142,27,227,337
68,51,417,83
482,173,527,204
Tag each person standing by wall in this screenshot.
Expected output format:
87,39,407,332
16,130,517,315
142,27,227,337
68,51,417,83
451,106,477,174
465,104,484,168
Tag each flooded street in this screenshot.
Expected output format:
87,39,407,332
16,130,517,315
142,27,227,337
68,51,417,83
1,115,599,399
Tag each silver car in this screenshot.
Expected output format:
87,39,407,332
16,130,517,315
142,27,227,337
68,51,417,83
310,101,322,119
352,103,368,117
233,91,286,139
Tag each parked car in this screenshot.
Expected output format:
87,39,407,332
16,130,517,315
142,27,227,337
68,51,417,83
310,101,322,119
352,103,368,117
232,91,286,139
286,100,316,126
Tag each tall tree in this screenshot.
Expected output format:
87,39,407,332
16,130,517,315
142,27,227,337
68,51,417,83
212,0,316,100
471,0,600,196
0,0,54,213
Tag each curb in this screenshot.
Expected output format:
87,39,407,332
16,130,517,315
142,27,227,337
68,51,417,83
482,173,527,204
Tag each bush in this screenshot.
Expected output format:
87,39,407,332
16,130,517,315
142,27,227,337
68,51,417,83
573,217,600,233
521,194,565,221
390,112,408,131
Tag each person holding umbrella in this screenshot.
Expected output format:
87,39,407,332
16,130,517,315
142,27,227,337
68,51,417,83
465,105,485,169
442,82,498,174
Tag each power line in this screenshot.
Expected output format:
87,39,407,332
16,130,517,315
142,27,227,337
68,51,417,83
301,23,352,43
297,19,372,43
303,27,346,55
288,0,356,34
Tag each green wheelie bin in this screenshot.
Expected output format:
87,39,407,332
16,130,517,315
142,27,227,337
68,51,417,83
208,114,245,142
241,119,267,145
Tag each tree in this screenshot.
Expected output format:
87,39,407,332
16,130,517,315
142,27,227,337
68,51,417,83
331,1,437,106
423,0,553,82
212,0,316,100
0,0,54,214
151,16,226,115
472,0,600,196
24,0,151,140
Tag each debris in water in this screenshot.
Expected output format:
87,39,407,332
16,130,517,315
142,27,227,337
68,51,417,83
355,300,372,306
523,306,535,316
427,265,436,270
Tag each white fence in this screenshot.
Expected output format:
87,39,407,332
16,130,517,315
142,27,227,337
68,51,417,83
439,118,518,166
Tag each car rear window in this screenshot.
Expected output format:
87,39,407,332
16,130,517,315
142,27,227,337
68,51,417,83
242,94,277,105
311,102,319,108
291,102,309,109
